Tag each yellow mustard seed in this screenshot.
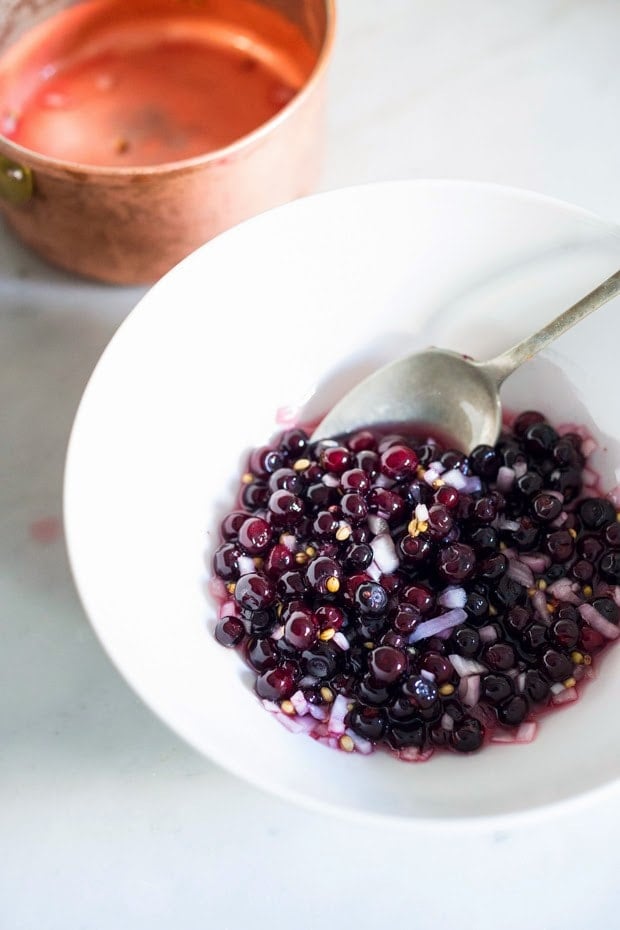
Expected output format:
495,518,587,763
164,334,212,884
339,734,355,752
583,654,592,666
320,686,334,703
280,700,295,716
305,546,317,558
583,584,593,597
432,478,445,488
326,576,340,593
293,458,311,472
407,518,419,537
439,684,455,696
571,651,584,665
241,472,254,484
363,641,374,650
537,579,547,591
253,557,264,569
546,603,556,614
226,582,236,594
488,605,498,617
295,552,308,566
568,528,578,539
335,525,352,542
563,677,577,689
319,628,335,642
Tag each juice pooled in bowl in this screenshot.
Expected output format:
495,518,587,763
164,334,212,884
210,411,620,761
0,0,316,166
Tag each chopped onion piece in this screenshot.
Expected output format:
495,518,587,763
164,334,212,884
550,682,565,695
551,686,578,705
548,578,582,605
459,674,480,707
438,585,467,609
581,437,598,458
506,558,535,588
315,735,339,749
449,653,487,677
366,560,382,582
333,631,350,651
408,608,468,643
519,552,551,573
583,466,598,488
274,712,308,733
498,517,520,532
209,577,227,599
579,602,620,640
328,693,349,736
420,669,436,682
440,712,454,731
368,515,389,536
515,721,537,743
496,466,516,492
531,590,549,622
423,468,440,486
345,728,374,755
375,474,397,490
261,700,280,713
513,460,528,479
322,472,340,488
478,624,498,644
398,746,434,763
428,460,446,475
371,532,399,574
219,599,240,619
237,554,256,576
491,728,516,743
441,468,467,490
415,503,429,522
308,704,329,721
280,534,296,552
607,486,620,509
290,690,309,716
270,624,284,640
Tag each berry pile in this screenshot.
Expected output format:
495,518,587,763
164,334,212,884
211,412,620,760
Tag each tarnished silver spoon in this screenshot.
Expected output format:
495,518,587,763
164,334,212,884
312,269,620,451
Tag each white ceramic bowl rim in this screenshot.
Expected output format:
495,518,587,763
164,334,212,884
64,179,620,831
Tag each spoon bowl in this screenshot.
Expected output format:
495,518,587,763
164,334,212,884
312,348,501,449
312,269,620,451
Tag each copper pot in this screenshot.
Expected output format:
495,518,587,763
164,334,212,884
0,0,335,284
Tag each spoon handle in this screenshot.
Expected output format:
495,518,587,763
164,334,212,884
480,268,620,387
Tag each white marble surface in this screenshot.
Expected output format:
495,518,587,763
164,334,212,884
2,2,620,928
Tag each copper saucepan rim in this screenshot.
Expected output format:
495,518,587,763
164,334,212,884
0,0,336,180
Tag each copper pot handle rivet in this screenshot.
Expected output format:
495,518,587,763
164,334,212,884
0,156,33,204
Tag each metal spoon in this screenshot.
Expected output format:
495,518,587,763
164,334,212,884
312,269,620,451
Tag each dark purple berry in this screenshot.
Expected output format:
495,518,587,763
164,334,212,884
238,517,272,555
284,607,318,649
498,694,529,726
348,705,386,741
436,543,476,583
531,492,563,522
481,673,513,704
540,648,573,682
579,497,616,530
451,718,484,752
255,666,296,700
369,646,407,683
214,616,245,647
355,582,389,616
234,573,275,610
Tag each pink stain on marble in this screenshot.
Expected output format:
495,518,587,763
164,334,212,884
29,516,62,544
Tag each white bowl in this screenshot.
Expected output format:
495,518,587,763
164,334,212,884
64,180,620,827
